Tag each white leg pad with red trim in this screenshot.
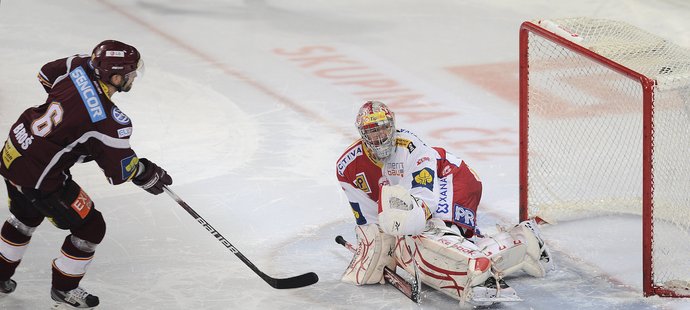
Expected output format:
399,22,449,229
395,219,492,302
475,219,553,278
341,224,397,285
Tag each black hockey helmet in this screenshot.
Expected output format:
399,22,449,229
90,40,143,92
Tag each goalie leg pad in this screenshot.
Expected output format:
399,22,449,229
475,219,554,278
394,225,492,302
341,224,396,285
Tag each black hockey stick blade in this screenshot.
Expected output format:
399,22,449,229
163,186,319,289
263,272,319,289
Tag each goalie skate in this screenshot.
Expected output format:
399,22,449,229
51,287,99,309
466,277,522,307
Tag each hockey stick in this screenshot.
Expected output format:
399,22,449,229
163,185,319,289
335,235,420,302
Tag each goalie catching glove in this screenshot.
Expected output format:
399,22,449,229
378,185,431,236
132,158,173,195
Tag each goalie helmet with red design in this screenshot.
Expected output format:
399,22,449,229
90,40,144,92
355,101,396,160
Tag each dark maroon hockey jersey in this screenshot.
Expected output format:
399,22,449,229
1,55,139,192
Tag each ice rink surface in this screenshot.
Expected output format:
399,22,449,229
1,0,690,309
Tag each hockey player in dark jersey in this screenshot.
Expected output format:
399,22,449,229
0,40,172,309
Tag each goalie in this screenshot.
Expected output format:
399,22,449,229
335,101,554,306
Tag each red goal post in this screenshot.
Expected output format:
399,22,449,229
519,18,690,297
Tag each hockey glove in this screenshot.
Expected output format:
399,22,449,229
132,158,172,195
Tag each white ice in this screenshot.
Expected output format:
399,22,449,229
1,0,690,309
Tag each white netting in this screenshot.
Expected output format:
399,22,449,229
524,17,690,296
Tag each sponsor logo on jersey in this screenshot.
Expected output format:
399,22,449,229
70,188,93,219
349,202,367,225
416,156,430,165
386,162,404,177
411,167,434,191
337,144,364,176
70,66,106,123
120,155,139,181
2,139,21,169
442,165,453,177
353,172,371,193
117,127,133,138
436,177,449,214
396,138,416,153
453,204,476,229
112,107,131,125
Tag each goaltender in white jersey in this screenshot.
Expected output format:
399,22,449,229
336,101,555,306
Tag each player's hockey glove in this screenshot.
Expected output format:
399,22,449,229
132,158,172,195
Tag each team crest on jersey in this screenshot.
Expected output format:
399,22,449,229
337,144,364,176
120,155,139,181
411,167,434,190
112,107,131,125
396,138,416,153
353,172,371,193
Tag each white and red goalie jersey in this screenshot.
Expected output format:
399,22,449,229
336,128,482,237
336,128,439,226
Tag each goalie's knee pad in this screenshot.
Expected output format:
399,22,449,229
341,224,396,285
475,219,554,278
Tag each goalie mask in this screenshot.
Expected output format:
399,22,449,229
355,101,396,160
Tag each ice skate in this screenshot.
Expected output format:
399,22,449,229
0,279,16,294
51,287,99,309
467,276,522,306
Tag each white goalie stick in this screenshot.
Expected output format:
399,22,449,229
164,186,319,289
335,235,421,303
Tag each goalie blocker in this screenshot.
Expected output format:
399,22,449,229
342,184,554,305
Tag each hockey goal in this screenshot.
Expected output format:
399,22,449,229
519,18,690,297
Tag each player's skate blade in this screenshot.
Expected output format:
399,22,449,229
467,277,522,306
51,287,99,309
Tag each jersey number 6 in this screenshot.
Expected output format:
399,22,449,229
31,101,64,137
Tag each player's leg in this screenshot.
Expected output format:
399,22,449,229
475,219,554,278
395,219,519,305
341,224,397,285
27,179,102,308
0,180,45,294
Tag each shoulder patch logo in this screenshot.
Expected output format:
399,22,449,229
411,167,434,191
112,107,131,125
